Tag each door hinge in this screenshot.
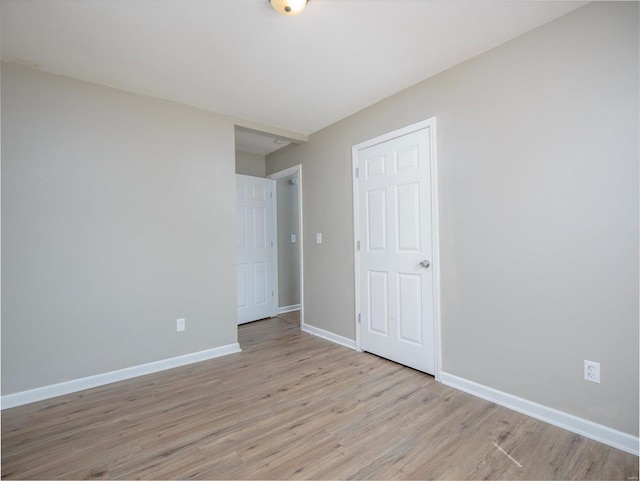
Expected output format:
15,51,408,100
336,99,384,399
358,313,361,324
270,191,273,198
272,290,274,297
357,240,360,251
355,167,359,178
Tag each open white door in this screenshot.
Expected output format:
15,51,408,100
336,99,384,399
236,175,276,324
354,120,440,375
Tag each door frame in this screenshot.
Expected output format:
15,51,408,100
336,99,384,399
267,165,304,329
352,118,442,381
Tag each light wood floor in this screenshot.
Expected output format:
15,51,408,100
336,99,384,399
2,314,638,480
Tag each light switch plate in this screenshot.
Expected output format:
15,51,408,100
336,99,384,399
177,318,185,332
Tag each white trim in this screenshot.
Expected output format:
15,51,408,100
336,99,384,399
268,164,304,331
269,178,279,318
302,324,356,351
267,165,300,180
441,372,639,456
352,118,441,379
298,166,305,331
278,304,301,314
1,343,241,410
353,118,433,151
352,152,362,352
429,120,442,382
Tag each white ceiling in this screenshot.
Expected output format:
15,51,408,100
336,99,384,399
235,127,291,156
1,0,587,138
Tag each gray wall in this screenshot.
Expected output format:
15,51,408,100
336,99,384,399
2,62,238,395
266,2,639,435
235,151,266,177
276,175,300,308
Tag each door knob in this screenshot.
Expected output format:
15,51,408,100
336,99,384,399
420,260,430,268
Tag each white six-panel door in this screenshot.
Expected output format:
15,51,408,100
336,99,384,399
236,175,276,325
355,124,437,374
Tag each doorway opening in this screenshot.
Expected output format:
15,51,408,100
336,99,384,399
234,125,304,331
268,165,304,329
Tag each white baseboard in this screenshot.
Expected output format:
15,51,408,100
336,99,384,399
440,372,639,456
1,343,241,410
278,304,301,314
301,323,356,350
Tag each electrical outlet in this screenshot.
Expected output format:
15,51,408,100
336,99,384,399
316,232,322,244
177,318,185,332
584,360,600,383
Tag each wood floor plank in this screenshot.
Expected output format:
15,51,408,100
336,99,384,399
2,313,638,480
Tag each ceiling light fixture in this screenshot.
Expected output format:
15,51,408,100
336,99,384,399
269,0,308,16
